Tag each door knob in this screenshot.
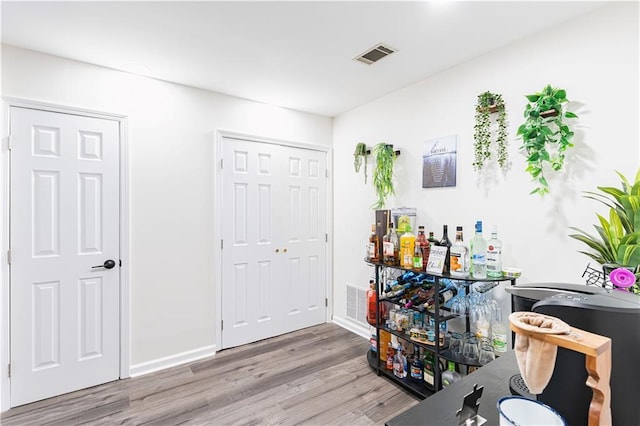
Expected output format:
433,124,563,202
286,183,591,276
92,259,116,270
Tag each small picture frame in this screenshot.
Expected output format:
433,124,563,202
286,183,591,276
426,246,448,274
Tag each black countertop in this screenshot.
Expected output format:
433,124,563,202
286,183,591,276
386,351,520,426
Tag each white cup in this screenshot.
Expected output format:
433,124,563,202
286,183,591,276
497,396,566,426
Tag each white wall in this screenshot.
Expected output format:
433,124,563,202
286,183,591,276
332,3,639,324
1,45,333,369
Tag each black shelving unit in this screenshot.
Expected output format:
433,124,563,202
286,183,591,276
365,260,516,399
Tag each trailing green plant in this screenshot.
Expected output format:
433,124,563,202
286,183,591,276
353,142,368,183
569,169,640,293
371,143,397,210
517,84,578,195
473,91,508,171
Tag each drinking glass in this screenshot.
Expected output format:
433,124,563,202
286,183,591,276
449,332,463,357
479,344,496,365
463,336,479,362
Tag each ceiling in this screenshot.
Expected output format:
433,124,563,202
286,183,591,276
2,1,607,117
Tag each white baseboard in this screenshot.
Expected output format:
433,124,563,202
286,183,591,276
129,344,217,377
332,315,370,339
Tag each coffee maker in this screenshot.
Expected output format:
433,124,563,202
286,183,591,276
506,282,640,426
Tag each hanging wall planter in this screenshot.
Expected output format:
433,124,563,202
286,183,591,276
473,91,508,171
353,142,369,183
517,84,578,195
371,143,399,210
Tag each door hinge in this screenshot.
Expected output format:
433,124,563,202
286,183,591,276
221,320,224,331
7,363,10,378
119,259,122,267
325,169,328,178
3,135,11,151
220,159,223,170
7,249,11,265
325,234,328,243
325,298,328,307
221,239,224,250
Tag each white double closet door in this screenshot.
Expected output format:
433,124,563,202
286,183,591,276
221,137,328,349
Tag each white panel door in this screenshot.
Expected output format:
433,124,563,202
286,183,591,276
221,137,327,348
9,107,120,407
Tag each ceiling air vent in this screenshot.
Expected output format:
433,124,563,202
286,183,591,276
354,43,396,65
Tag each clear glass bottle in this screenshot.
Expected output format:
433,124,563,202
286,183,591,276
438,225,452,273
491,308,508,354
449,226,469,277
393,344,407,378
470,221,487,279
486,225,503,278
367,224,380,262
399,226,416,268
441,361,462,388
383,222,399,265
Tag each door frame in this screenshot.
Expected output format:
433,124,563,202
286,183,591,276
0,98,130,411
213,130,333,350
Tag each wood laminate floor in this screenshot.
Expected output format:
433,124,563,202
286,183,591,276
1,324,419,425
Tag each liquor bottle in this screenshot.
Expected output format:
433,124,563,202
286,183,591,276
386,342,395,370
441,361,462,388
415,226,430,270
412,241,423,270
470,221,487,279
449,226,469,278
438,225,452,273
486,225,503,278
491,309,508,354
399,226,416,268
410,346,423,383
393,344,407,378
422,350,436,389
366,224,380,262
366,280,377,326
383,222,399,265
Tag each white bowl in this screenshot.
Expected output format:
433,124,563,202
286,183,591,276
502,267,522,278
498,396,565,425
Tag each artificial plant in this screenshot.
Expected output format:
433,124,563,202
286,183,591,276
517,84,578,195
353,142,368,183
371,143,397,209
569,169,640,293
473,91,508,171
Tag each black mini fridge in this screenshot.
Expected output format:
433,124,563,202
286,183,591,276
506,283,640,426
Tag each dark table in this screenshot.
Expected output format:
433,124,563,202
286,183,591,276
387,351,519,426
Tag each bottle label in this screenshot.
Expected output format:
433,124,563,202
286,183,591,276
383,241,394,257
423,369,434,386
492,332,508,353
410,365,422,380
413,256,422,269
366,242,376,259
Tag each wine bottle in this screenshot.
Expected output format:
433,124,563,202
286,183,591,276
438,225,452,273
367,224,380,262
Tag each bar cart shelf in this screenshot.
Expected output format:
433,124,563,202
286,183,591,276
365,260,516,399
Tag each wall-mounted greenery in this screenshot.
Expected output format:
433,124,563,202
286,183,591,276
353,142,368,183
473,91,508,171
371,143,397,209
517,84,578,195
